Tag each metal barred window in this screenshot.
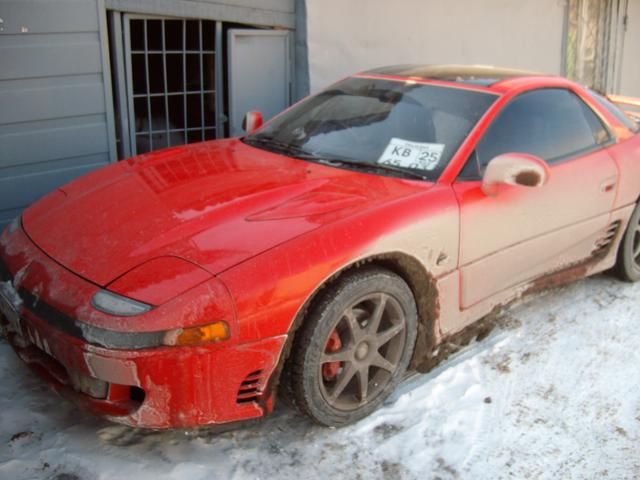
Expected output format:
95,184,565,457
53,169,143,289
124,17,223,155
107,11,292,161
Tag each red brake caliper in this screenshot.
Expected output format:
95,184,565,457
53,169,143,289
322,330,343,380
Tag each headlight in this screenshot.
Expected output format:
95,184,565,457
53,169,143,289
91,290,152,316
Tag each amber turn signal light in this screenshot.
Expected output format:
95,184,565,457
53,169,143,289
163,321,230,346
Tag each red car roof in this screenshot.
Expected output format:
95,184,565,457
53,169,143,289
358,64,575,95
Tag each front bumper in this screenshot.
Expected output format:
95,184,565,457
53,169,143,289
0,226,286,429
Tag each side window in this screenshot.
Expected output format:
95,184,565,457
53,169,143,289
461,89,611,179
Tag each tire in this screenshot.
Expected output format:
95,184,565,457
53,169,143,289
285,267,418,427
615,202,640,282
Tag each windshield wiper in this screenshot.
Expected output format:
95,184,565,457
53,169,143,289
242,135,312,158
243,136,428,181
317,158,429,181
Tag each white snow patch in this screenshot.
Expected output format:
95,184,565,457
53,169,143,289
2,275,640,479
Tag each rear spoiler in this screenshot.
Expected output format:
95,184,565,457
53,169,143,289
607,94,640,123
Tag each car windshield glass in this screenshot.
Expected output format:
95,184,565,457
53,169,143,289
243,77,498,180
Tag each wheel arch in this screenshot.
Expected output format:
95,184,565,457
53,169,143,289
365,252,440,371
273,251,440,404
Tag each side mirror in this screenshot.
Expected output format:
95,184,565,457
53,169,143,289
481,153,550,196
242,111,263,134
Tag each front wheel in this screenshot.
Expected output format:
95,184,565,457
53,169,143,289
615,202,640,282
286,267,418,426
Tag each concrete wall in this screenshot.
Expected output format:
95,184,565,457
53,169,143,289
305,0,567,92
105,0,295,28
620,0,640,97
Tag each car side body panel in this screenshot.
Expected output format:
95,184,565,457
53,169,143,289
608,134,640,209
455,147,618,309
435,205,634,337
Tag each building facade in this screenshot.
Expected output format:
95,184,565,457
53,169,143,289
0,0,638,226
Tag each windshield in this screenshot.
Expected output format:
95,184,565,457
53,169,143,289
243,77,497,180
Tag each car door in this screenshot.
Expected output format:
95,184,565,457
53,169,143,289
453,88,619,309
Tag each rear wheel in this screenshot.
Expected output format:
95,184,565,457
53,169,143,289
615,202,640,282
286,267,417,426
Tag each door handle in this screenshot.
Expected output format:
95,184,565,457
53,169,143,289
600,179,616,193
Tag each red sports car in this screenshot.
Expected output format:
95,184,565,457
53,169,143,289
1,65,640,429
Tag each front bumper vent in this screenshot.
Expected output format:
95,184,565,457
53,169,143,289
236,370,263,404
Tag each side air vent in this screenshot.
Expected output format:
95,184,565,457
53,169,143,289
592,221,621,257
236,370,263,404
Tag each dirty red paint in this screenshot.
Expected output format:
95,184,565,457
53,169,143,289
1,67,639,429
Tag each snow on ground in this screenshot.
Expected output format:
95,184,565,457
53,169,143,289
1,274,640,480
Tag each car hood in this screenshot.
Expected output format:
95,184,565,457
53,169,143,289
22,139,429,286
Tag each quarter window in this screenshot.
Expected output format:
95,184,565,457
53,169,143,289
588,90,640,133
469,89,610,176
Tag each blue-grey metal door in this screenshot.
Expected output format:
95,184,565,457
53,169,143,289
227,29,291,137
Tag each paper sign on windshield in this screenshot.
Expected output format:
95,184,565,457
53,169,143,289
378,138,445,171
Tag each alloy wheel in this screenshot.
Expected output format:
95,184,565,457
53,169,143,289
318,293,406,411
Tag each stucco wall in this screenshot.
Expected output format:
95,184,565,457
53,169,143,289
620,0,640,97
305,0,566,92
